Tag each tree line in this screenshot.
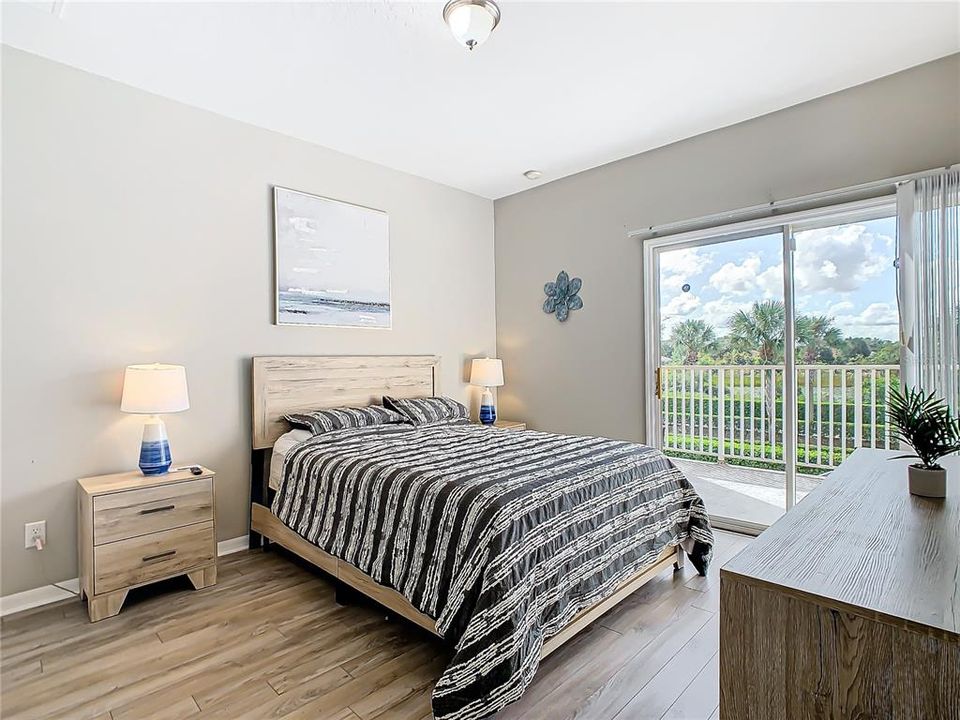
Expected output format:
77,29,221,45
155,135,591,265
663,300,899,366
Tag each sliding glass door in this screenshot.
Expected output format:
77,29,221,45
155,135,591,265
791,213,900,488
654,230,790,529
645,199,899,531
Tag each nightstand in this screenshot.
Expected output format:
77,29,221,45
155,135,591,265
486,420,526,431
77,466,217,622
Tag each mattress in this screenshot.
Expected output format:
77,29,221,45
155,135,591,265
269,428,312,491
271,419,714,720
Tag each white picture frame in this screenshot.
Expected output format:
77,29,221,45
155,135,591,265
273,186,391,329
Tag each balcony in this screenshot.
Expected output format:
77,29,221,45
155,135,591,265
660,363,900,527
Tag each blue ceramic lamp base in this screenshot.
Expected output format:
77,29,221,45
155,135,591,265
479,387,497,425
139,415,172,475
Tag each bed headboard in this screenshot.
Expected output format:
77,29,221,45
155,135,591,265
251,355,441,450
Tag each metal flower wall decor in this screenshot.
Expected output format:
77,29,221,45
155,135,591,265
543,270,583,322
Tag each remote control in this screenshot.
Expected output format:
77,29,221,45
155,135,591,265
173,465,204,475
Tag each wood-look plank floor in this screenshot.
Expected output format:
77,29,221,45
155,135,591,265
0,531,749,720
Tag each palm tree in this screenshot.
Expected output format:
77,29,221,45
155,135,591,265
669,319,716,364
795,315,843,363
728,300,787,448
726,302,849,449
728,300,785,363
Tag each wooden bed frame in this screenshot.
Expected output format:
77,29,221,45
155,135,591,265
249,354,684,659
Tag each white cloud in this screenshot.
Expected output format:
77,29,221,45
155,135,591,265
660,247,714,277
756,264,783,298
708,255,762,295
699,223,893,309
706,254,784,299
660,247,714,292
662,292,701,318
833,302,900,340
835,302,899,326
827,300,855,314
793,224,893,294
700,297,753,335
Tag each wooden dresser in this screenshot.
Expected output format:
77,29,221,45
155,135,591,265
78,467,217,621
720,449,958,719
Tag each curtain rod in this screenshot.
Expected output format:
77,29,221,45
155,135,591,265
629,164,958,241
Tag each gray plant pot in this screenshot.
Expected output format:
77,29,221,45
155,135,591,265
908,464,947,498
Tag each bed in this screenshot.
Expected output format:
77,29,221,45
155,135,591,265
249,355,714,720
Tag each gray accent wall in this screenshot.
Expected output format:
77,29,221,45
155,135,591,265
493,54,960,443
1,47,496,596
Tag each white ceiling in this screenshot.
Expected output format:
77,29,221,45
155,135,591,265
3,1,958,199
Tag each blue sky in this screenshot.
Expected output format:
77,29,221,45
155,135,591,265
659,216,898,341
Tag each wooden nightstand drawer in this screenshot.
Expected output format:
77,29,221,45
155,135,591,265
94,520,215,595
93,478,212,545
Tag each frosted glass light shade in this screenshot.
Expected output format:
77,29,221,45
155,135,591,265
121,364,190,414
443,0,500,51
470,358,504,388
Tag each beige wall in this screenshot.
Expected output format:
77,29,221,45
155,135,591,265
1,48,496,596
494,54,960,442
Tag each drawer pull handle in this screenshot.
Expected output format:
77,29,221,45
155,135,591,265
139,505,175,515
142,550,176,563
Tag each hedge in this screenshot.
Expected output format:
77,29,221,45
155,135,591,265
664,433,844,470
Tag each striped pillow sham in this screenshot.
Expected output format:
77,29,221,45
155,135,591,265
283,405,406,435
382,396,469,425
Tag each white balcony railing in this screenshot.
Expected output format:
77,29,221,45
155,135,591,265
660,364,900,473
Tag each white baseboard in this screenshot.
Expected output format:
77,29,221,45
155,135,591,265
217,535,249,556
58,577,81,594
0,535,250,617
0,584,76,617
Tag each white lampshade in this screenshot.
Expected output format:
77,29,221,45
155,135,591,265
470,358,504,388
120,364,190,414
443,0,500,51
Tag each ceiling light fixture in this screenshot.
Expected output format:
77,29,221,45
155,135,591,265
442,0,501,51
523,170,542,180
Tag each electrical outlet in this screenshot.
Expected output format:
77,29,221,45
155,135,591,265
25,521,46,549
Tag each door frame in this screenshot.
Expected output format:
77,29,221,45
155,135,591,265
642,196,895,525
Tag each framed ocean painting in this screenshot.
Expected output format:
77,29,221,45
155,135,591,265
273,186,391,329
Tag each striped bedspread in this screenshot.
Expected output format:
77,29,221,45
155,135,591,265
272,420,713,720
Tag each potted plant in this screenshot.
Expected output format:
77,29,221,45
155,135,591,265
888,387,960,498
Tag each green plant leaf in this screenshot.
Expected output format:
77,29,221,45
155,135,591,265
887,386,960,468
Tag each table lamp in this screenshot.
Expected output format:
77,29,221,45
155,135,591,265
121,364,190,475
470,358,504,425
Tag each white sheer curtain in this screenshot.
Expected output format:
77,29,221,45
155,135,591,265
897,167,960,412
